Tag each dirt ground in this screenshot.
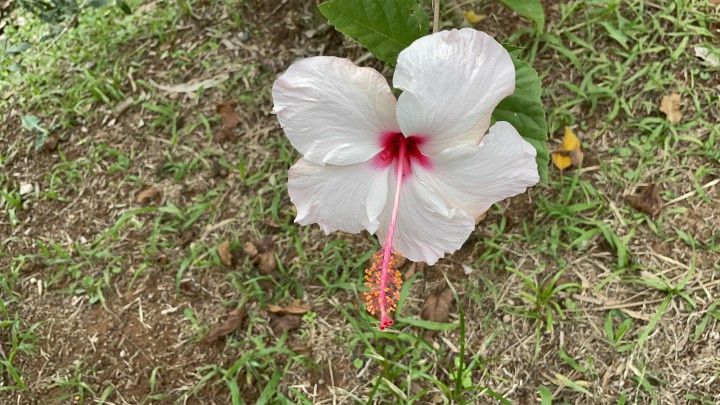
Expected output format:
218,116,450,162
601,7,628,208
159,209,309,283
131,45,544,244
1,0,719,404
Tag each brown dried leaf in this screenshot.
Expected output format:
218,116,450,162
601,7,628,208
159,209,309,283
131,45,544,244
202,307,245,342
243,241,258,258
268,301,311,315
569,148,585,168
179,279,200,296
217,101,241,128
270,314,302,334
134,186,162,205
659,93,683,124
218,240,233,266
626,183,664,217
215,127,237,143
420,289,453,323
255,251,276,274
43,133,59,152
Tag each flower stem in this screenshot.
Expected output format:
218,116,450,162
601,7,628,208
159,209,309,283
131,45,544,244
377,139,406,329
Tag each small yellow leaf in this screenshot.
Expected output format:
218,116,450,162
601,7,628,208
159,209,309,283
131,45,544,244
552,127,583,171
659,93,683,124
552,153,573,170
561,126,580,151
463,10,486,24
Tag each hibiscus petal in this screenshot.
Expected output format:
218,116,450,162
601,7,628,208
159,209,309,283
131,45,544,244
415,121,539,218
393,29,515,155
273,57,399,165
288,158,390,234
376,174,475,265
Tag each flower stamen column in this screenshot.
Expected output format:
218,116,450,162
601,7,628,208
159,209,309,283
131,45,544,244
364,139,406,330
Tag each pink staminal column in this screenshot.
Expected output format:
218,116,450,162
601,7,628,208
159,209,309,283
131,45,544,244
364,133,430,330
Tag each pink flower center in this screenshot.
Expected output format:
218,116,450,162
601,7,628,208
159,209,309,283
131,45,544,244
372,132,431,176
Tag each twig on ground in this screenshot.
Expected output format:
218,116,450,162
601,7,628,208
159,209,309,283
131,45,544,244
263,0,289,22
665,178,719,206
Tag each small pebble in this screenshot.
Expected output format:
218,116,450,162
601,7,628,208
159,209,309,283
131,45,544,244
19,183,33,195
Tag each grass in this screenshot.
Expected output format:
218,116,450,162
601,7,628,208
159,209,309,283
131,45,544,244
1,0,719,403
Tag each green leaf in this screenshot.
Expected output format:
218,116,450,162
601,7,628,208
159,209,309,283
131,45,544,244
21,114,51,150
21,115,49,135
492,53,549,183
498,0,545,32
318,0,428,65
554,372,590,395
88,0,110,8
600,21,629,49
538,386,553,405
116,0,132,14
5,42,31,55
396,316,458,331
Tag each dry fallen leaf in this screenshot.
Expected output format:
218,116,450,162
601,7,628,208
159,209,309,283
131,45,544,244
255,251,276,274
463,10,486,24
243,241,258,258
694,46,720,68
420,289,453,323
134,186,162,205
202,307,245,342
217,101,241,128
251,237,276,273
626,183,664,217
215,127,236,143
218,240,233,266
179,278,200,296
551,127,584,170
270,314,302,334
659,93,683,124
43,133,59,152
215,101,241,143
268,301,311,315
